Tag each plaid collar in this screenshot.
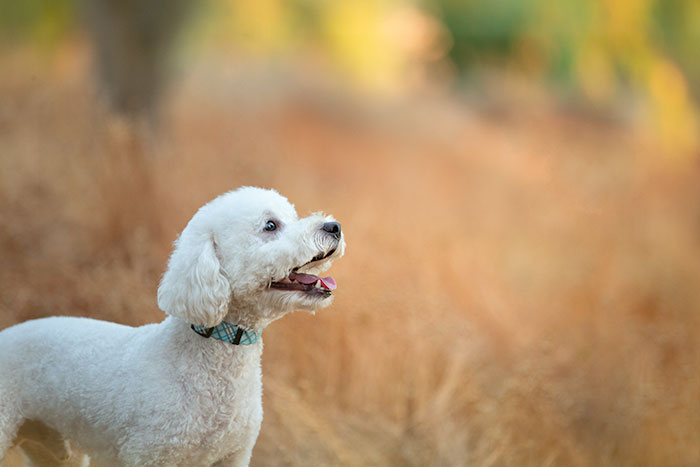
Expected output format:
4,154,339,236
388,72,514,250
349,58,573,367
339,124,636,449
190,321,260,345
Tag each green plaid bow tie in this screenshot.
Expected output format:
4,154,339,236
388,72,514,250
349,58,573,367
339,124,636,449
191,321,260,345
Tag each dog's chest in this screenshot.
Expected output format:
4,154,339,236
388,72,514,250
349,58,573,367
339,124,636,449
119,346,265,466
178,381,263,465
180,351,264,461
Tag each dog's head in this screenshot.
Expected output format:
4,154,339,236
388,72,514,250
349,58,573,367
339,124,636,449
157,187,345,329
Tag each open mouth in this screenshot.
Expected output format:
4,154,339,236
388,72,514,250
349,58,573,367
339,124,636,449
269,249,337,297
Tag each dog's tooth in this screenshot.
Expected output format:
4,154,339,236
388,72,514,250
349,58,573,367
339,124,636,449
314,281,321,288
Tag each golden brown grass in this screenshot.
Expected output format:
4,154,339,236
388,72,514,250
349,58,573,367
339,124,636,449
2,46,700,466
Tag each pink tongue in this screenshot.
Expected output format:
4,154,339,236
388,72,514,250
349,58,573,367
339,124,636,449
289,272,337,291
320,276,337,290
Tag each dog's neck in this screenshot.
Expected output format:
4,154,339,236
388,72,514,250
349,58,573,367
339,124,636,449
223,302,293,332
190,321,260,345
163,316,263,355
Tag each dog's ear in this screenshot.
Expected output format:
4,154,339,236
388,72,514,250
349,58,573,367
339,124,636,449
157,233,230,327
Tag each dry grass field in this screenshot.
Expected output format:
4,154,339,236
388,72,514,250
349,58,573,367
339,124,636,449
2,46,700,466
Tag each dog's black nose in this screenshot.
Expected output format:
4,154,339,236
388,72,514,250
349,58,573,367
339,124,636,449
322,222,342,240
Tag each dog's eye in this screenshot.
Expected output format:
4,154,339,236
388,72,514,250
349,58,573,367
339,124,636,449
264,220,277,232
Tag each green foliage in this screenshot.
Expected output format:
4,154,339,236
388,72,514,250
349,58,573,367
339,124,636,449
652,0,700,94
435,0,534,70
429,0,699,150
0,0,77,46
430,0,700,97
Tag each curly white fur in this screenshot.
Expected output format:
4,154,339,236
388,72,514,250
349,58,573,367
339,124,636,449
0,187,345,467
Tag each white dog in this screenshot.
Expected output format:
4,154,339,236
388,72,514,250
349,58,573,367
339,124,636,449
0,187,345,467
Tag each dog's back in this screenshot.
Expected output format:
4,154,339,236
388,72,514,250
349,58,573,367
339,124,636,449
0,317,138,464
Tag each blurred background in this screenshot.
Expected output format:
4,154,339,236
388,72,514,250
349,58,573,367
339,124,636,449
1,0,700,465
